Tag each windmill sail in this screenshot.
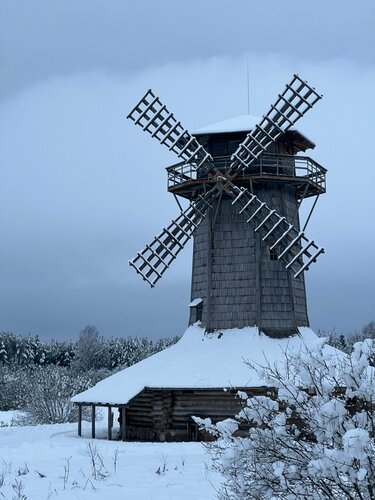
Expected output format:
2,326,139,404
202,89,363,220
127,89,213,172
229,185,324,277
127,75,324,288
229,74,322,175
129,191,217,287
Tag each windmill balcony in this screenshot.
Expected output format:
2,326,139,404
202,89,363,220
167,153,327,200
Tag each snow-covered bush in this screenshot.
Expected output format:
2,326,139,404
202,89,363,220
0,365,36,410
362,321,375,339
0,329,180,413
108,335,180,369
21,365,98,424
0,331,75,367
326,319,375,354
195,338,375,499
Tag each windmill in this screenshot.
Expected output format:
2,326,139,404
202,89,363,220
127,75,327,337
72,79,327,441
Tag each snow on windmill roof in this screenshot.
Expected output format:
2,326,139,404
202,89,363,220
193,114,260,135
193,114,315,150
71,325,335,406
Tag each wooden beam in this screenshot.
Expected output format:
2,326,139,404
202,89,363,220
91,405,96,439
121,407,126,442
78,405,82,437
107,406,112,441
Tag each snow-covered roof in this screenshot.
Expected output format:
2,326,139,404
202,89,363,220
192,114,315,150
189,298,203,307
193,114,260,135
71,325,333,406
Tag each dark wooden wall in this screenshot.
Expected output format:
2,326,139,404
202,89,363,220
124,387,261,442
189,183,309,336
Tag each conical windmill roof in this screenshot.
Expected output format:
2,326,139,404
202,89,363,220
71,325,339,406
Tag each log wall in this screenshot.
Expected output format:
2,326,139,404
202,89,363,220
125,387,267,442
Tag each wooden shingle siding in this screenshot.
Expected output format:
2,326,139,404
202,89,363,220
189,183,309,335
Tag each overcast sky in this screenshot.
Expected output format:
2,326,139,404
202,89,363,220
1,1,374,340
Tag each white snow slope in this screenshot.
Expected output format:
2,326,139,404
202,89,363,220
0,418,220,499
72,324,319,405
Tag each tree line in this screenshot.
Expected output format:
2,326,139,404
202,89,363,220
0,325,179,370
0,325,179,422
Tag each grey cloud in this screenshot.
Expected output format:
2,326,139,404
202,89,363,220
0,30,374,340
0,0,374,100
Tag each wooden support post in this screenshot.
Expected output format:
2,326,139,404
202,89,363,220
78,405,82,437
91,405,96,439
121,407,126,442
107,406,112,441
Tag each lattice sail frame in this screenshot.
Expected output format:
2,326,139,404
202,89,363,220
226,183,324,278
127,89,214,171
228,74,322,175
127,75,324,287
129,190,218,287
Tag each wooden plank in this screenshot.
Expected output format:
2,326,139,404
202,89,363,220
78,404,82,437
121,407,126,442
107,406,112,441
91,405,96,439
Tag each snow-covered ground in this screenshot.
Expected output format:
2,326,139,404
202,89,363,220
0,415,220,499
0,410,24,427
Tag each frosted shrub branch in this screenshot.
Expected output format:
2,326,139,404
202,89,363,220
195,338,375,499
86,443,109,481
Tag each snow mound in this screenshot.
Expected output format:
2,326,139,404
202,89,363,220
72,325,323,406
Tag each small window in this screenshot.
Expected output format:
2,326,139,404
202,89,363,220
269,248,278,261
189,297,203,322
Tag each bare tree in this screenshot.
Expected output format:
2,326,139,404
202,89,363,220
73,325,110,372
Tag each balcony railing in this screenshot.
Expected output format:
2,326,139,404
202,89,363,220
167,153,327,194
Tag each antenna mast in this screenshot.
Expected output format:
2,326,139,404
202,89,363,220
246,59,250,115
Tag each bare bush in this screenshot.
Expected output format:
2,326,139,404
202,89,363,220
20,366,93,424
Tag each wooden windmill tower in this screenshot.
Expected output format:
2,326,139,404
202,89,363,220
127,75,327,338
